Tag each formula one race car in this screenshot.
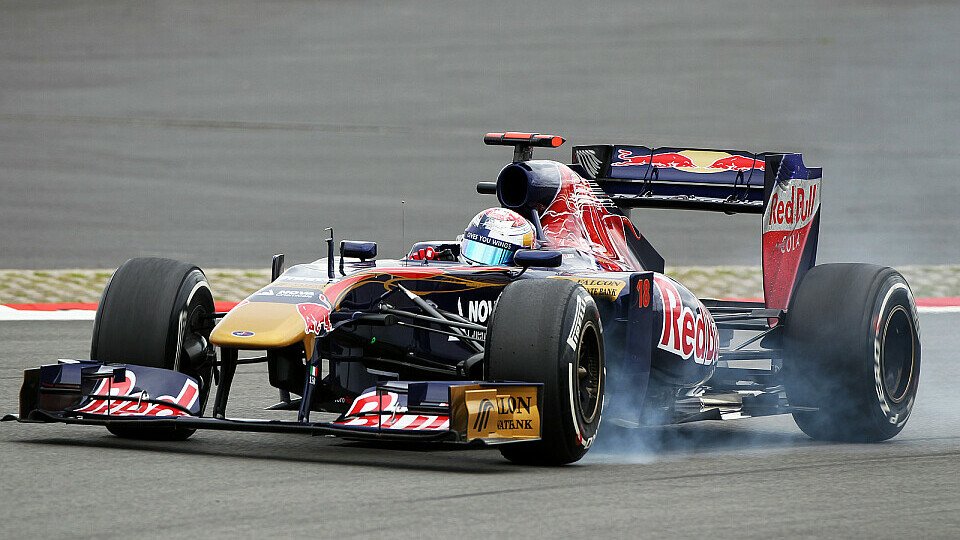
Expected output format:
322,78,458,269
6,132,922,465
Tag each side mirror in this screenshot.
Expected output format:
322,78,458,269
514,249,562,268
271,253,285,281
340,241,377,261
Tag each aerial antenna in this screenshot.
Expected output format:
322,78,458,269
401,200,406,261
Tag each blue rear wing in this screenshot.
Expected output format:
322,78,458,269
572,145,821,214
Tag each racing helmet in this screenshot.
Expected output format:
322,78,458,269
460,208,535,266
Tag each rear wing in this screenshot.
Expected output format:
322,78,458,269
575,145,790,214
571,144,823,311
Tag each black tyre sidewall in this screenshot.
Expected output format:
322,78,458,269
868,274,921,434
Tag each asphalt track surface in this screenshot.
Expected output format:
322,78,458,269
0,313,957,539
2,1,959,269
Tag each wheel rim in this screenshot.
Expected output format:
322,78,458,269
576,322,602,423
880,305,915,404
174,282,215,383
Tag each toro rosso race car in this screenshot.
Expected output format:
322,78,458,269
5,132,921,465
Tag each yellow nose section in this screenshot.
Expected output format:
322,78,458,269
210,302,307,349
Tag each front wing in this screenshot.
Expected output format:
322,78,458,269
4,361,543,446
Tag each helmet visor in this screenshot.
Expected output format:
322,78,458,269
461,238,516,266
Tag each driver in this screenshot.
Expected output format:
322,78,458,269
459,207,534,265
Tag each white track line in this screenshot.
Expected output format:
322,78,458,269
919,306,960,314
0,306,96,321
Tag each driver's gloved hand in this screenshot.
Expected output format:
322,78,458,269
409,247,438,260
409,247,456,261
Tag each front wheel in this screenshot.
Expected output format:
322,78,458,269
783,264,921,442
91,257,216,441
486,279,604,465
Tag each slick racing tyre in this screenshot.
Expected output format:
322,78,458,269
91,257,216,441
486,279,604,465
783,264,921,442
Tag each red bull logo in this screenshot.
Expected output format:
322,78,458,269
655,276,718,366
707,155,763,171
611,149,651,167
611,149,763,172
764,182,819,231
298,293,334,335
652,153,696,168
612,150,696,169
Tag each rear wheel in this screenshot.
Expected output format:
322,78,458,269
91,257,216,441
486,279,604,465
783,264,921,442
